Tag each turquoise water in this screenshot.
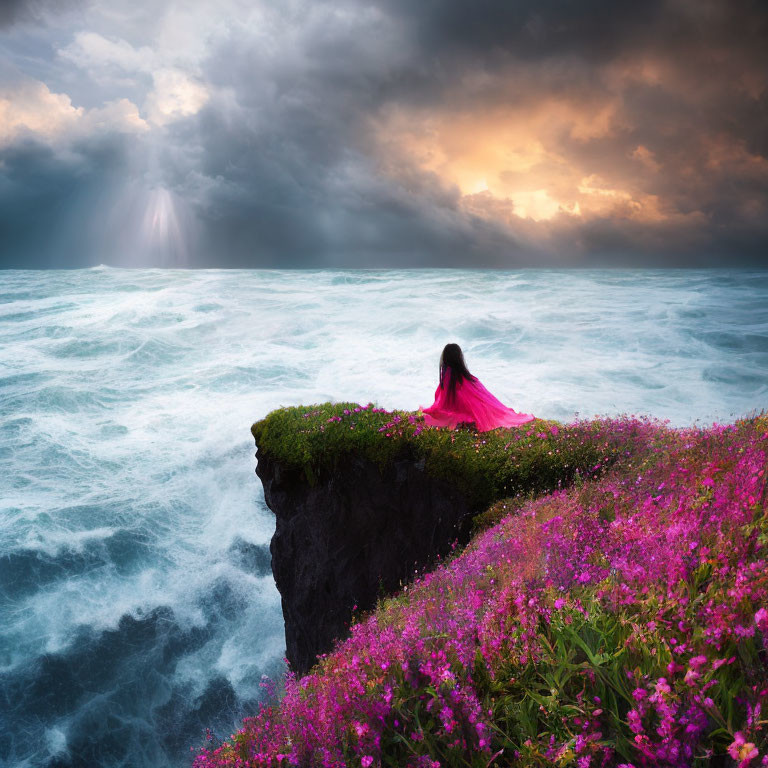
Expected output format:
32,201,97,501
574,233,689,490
1,267,767,767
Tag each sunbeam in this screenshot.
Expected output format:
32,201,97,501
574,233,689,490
95,179,197,267
139,186,188,265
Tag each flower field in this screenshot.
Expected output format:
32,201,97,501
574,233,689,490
202,410,768,767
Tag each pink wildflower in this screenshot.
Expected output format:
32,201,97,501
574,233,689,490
728,733,759,766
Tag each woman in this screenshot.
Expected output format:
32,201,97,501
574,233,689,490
420,343,535,431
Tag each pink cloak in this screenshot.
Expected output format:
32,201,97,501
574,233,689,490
421,366,535,432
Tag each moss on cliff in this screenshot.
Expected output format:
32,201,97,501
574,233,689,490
251,402,658,511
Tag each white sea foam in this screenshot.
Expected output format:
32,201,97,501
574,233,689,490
0,267,766,767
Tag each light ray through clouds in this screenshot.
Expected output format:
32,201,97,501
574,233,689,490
139,187,188,265
95,180,196,267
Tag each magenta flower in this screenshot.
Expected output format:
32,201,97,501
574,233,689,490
197,413,768,768
728,732,759,766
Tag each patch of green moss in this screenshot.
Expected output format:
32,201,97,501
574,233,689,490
251,402,658,511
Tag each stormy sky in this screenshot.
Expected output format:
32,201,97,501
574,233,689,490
1,0,766,268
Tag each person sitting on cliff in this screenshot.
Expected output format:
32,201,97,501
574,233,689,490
420,343,535,432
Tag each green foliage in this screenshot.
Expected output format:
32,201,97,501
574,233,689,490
251,402,649,510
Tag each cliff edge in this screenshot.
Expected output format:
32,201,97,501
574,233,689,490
251,401,631,675
256,445,472,675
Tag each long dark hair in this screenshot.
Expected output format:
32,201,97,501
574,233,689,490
439,343,476,403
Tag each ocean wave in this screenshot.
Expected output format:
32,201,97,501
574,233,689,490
1,267,766,767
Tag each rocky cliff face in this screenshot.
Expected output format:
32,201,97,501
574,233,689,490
256,446,474,677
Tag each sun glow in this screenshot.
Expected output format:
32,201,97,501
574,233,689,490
370,100,703,227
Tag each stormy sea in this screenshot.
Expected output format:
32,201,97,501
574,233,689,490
1,267,767,768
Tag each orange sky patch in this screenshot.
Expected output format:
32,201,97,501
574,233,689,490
370,97,696,228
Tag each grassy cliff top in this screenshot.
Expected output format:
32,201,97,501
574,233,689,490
204,412,768,767
253,401,674,512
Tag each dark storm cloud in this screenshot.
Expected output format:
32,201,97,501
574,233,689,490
1,0,534,267
359,0,768,264
1,0,767,267
0,0,26,28
386,0,669,65
0,0,86,28
171,83,533,267
0,135,136,268
146,3,539,268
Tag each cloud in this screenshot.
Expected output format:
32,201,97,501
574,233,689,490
1,0,767,267
144,68,209,126
0,0,27,28
0,0,85,29
0,77,148,147
357,0,768,263
58,30,210,126
58,30,156,73
0,79,83,144
0,132,140,268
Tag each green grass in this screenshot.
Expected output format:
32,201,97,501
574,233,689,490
251,402,659,512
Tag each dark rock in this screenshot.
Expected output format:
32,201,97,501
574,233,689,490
255,445,474,676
